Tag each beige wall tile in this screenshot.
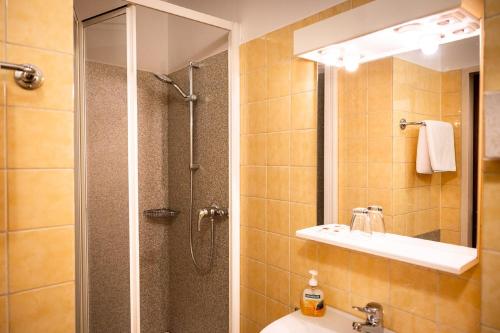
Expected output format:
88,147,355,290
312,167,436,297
442,184,460,208
266,265,290,304
0,107,4,169
442,70,461,93
438,274,480,332
290,238,317,276
290,203,316,234
265,27,292,65
290,130,316,167
268,97,290,132
268,62,291,98
367,83,392,114
350,252,390,303
241,134,267,166
291,91,317,130
240,196,266,230
247,68,268,102
241,101,267,134
485,16,500,90
241,286,266,325
317,245,350,291
390,262,438,320
7,108,73,168
241,226,266,262
0,235,5,295
267,166,289,201
9,282,75,333
290,167,316,204
368,112,392,138
367,136,392,163
267,132,289,166
266,232,290,270
481,250,500,329
7,0,73,53
241,256,265,294
246,38,267,71
9,226,75,292
291,58,316,94
367,163,392,189
0,0,4,42
265,298,289,326
441,208,460,231
290,273,307,309
8,169,74,230
241,166,266,197
6,45,73,111
266,200,289,235
486,0,500,17
0,296,5,333
0,171,5,232
483,173,500,251
240,315,262,333
389,307,438,333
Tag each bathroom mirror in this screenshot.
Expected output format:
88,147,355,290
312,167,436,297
319,36,480,248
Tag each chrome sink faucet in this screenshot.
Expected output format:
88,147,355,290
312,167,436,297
352,302,384,333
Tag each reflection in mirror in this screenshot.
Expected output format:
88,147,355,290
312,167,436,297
319,36,480,248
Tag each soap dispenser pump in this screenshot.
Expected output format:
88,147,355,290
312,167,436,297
300,270,325,317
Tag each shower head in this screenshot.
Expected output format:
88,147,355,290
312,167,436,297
154,73,173,84
154,72,196,101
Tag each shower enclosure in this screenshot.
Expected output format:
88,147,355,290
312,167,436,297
75,3,239,332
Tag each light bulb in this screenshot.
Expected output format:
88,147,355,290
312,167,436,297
419,34,441,55
318,49,342,67
344,54,360,72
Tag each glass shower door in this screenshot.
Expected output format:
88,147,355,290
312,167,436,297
80,8,133,333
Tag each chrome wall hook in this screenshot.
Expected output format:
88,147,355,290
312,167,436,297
0,62,44,90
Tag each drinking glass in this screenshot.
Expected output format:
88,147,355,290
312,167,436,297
350,208,371,235
368,205,385,234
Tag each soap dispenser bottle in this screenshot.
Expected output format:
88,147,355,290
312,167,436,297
300,270,325,317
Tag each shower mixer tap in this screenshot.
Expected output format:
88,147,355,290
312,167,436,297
198,203,228,231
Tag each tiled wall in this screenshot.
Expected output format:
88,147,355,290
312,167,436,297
0,0,75,332
480,1,500,332
392,58,442,238
337,58,395,230
240,1,483,332
440,70,463,244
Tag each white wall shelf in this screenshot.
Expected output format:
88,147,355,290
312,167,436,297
296,224,478,275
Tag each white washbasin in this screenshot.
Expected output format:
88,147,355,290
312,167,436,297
261,306,394,333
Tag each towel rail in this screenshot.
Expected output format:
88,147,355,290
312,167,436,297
0,61,44,90
399,118,426,130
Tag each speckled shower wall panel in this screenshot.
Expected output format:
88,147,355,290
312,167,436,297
86,62,131,333
86,62,171,333
167,51,229,333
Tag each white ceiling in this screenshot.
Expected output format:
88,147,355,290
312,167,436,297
396,36,479,72
77,0,344,73
84,5,228,74
75,0,345,43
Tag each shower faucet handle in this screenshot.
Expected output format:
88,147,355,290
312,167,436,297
197,203,228,231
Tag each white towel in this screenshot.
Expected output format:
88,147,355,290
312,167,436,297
416,120,456,174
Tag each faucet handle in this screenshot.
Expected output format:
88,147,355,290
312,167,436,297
352,306,378,315
353,302,383,325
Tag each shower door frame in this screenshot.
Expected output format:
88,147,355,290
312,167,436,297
75,3,240,333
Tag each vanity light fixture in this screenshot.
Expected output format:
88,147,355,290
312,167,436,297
294,0,480,71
